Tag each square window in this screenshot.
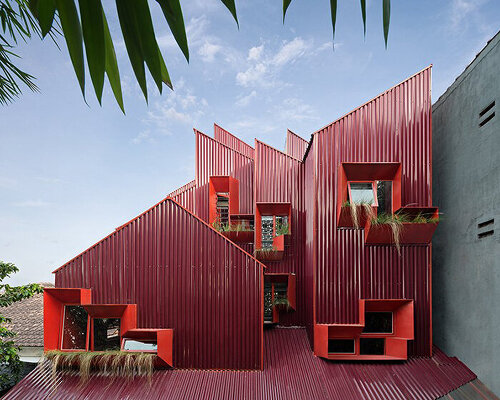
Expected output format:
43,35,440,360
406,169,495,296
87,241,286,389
348,182,376,205
359,338,385,355
328,339,355,354
93,318,121,351
363,312,393,334
62,305,89,350
122,339,157,352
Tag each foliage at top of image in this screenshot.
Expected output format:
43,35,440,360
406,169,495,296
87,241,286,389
0,261,42,391
0,0,391,112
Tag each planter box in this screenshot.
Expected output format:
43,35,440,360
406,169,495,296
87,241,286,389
221,230,254,243
255,235,285,261
365,222,439,245
337,205,377,229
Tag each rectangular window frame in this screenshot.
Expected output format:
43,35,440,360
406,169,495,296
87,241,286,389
362,311,394,335
359,338,386,356
121,338,158,353
90,317,122,352
60,304,90,352
328,338,356,355
347,181,379,207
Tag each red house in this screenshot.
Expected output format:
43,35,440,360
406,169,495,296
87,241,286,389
7,67,487,399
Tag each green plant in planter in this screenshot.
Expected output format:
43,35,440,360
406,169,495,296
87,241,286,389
275,222,289,236
272,296,291,310
254,246,278,258
371,213,404,253
343,200,376,228
212,220,229,232
227,222,253,232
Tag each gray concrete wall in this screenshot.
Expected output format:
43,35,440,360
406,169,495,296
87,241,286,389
432,32,500,395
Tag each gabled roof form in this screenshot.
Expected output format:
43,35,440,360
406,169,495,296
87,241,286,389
213,123,254,158
4,328,478,400
285,129,309,161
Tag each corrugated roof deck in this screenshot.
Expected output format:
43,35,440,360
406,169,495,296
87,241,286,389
4,328,477,400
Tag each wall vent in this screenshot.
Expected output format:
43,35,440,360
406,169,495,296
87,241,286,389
477,218,494,239
479,101,495,127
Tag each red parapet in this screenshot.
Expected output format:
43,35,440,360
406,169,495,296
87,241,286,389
122,328,174,367
337,204,377,228
221,229,254,243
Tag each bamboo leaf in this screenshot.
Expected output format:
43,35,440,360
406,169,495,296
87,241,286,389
360,0,366,37
102,11,124,112
55,0,85,96
283,0,292,23
220,0,238,27
79,0,105,103
115,0,148,101
156,0,189,62
36,0,56,37
330,0,337,43
158,45,172,90
383,0,390,48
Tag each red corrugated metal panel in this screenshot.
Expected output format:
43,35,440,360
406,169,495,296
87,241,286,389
168,180,196,212
214,123,254,158
54,198,263,369
4,328,476,400
285,129,309,160
310,67,433,356
195,129,254,222
254,140,305,326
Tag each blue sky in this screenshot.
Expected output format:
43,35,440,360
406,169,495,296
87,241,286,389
0,0,498,285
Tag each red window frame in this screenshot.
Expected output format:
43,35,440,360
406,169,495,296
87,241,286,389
347,181,378,207
60,304,90,352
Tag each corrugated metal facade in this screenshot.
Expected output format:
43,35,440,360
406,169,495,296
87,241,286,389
285,129,309,160
214,123,255,158
168,180,196,212
4,328,477,400
195,129,254,222
254,140,305,326
54,198,263,369
308,66,433,356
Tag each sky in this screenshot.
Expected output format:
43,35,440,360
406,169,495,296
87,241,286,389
0,0,498,285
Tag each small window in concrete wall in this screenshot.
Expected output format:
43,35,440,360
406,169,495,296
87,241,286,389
93,318,121,351
328,339,355,354
479,101,495,127
62,305,89,350
363,312,393,333
360,338,385,355
478,218,494,239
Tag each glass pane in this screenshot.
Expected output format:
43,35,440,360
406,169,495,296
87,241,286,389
328,339,355,354
275,216,289,235
216,193,229,226
363,312,393,333
349,182,375,204
359,338,385,355
62,305,88,350
123,339,157,351
93,318,121,351
376,181,392,214
261,216,274,249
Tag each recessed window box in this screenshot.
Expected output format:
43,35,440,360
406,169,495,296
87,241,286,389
264,273,296,323
255,203,291,261
220,214,254,243
209,176,240,227
255,234,285,261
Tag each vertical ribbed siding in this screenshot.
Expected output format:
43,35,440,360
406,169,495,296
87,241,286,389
214,123,255,158
285,129,309,161
168,180,196,212
254,140,305,326
195,130,254,222
55,198,263,369
312,67,433,356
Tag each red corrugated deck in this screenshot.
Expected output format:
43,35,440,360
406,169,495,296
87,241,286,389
3,328,477,400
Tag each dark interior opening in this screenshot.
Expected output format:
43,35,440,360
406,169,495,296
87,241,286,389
93,318,121,351
264,282,274,323
479,101,495,117
216,193,229,226
359,338,385,355
328,339,355,354
376,181,392,214
363,312,393,333
62,305,88,350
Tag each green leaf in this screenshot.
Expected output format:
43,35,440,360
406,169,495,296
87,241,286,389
115,0,148,101
360,0,366,37
158,45,172,90
79,0,105,103
283,0,292,23
383,0,390,48
330,0,337,43
36,0,56,37
131,0,163,93
220,0,238,27
156,0,189,62
55,0,85,96
102,11,124,112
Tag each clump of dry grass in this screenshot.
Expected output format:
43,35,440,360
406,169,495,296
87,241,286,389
344,200,376,228
371,213,404,254
43,350,156,384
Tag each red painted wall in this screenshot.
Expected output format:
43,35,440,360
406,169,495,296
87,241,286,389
168,180,196,212
214,123,255,158
285,129,309,160
55,198,263,369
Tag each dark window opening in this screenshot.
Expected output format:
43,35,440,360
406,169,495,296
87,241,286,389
62,305,88,350
122,339,157,352
216,193,229,226
478,219,494,228
359,338,385,355
479,112,495,127
363,312,393,333
328,339,355,354
479,101,495,117
275,215,289,235
478,230,494,239
376,181,392,214
93,318,121,351
349,182,376,204
261,216,274,249
264,282,274,323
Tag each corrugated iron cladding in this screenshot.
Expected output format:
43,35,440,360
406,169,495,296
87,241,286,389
254,140,305,326
285,129,309,161
195,130,254,222
214,123,255,158
55,198,263,369
310,67,433,355
5,329,476,400
168,180,196,212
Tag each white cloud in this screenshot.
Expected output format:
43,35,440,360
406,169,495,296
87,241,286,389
236,63,267,87
198,41,222,62
272,37,311,67
248,45,264,61
274,97,318,122
13,200,51,208
449,0,489,31
235,90,257,107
